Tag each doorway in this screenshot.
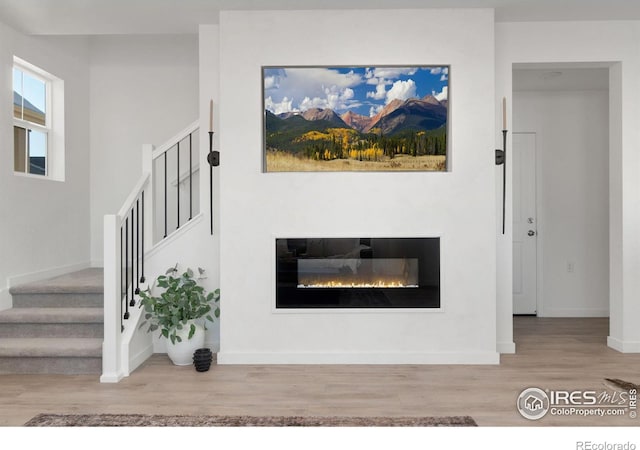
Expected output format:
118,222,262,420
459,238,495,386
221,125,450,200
512,64,610,320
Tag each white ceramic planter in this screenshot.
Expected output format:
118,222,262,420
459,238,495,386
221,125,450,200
166,320,205,365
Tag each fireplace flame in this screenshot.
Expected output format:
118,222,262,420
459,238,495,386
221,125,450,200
297,257,419,289
298,280,418,289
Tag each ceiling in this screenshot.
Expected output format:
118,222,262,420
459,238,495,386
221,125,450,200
513,63,610,91
1,0,640,35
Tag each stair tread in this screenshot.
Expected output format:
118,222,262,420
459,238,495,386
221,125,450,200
10,268,104,295
0,308,103,323
0,338,102,357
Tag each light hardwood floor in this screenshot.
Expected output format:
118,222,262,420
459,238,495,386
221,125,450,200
1,317,639,427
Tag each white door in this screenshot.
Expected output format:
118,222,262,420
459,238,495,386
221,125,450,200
513,132,537,315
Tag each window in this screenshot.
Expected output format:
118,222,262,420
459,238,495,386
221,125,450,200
12,57,64,181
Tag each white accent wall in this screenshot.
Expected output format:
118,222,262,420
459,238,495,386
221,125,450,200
0,22,91,309
89,34,199,264
513,88,609,317
215,9,499,364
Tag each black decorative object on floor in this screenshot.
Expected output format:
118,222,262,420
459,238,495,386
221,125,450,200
193,348,213,372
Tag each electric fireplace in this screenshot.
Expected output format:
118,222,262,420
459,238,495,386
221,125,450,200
276,238,440,308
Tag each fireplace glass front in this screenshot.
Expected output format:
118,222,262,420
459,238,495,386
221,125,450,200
276,238,440,308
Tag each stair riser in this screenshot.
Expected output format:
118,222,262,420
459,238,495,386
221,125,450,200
0,323,103,339
0,357,101,374
12,293,103,308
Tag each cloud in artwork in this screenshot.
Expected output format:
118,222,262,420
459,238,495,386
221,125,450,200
299,86,357,112
433,86,448,101
265,96,296,115
264,75,278,90
366,83,387,100
369,104,383,117
386,79,416,104
372,67,418,79
264,67,363,113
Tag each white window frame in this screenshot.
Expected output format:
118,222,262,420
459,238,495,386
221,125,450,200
13,56,65,181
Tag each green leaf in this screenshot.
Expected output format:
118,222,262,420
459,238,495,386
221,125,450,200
188,323,196,340
138,264,219,344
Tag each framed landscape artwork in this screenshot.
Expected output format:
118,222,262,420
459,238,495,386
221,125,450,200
263,65,449,172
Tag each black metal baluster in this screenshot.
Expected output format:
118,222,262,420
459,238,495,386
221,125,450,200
141,191,145,283
189,133,193,221
124,217,129,320
130,208,134,308
164,151,167,238
177,142,180,230
134,198,140,298
120,226,124,332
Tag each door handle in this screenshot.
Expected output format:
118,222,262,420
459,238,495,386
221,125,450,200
528,230,536,237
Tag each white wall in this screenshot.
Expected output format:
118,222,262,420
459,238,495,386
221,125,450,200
0,22,91,309
513,88,609,317
496,21,640,352
216,9,498,364
89,34,199,264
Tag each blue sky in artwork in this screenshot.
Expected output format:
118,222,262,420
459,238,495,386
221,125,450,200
264,66,448,118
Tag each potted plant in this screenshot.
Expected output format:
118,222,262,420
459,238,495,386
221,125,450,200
138,264,220,365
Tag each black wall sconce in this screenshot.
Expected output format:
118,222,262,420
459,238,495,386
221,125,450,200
208,100,220,236
496,97,508,235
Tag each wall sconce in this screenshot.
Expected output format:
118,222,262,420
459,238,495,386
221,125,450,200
496,97,508,235
208,100,220,236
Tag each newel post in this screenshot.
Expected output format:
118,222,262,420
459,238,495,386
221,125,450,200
101,214,123,383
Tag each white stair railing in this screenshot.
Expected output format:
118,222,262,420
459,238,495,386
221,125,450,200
101,121,199,383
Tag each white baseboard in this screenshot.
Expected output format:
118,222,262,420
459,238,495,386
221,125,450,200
127,344,154,375
607,336,640,353
100,371,126,383
7,261,92,289
540,308,609,318
497,341,516,354
217,351,501,365
90,260,104,268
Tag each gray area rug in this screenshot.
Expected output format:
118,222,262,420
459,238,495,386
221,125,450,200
24,413,477,427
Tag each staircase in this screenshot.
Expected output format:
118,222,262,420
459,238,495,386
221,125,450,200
0,268,103,374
